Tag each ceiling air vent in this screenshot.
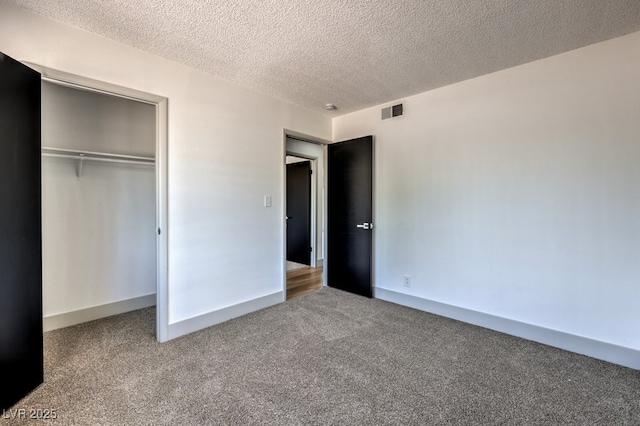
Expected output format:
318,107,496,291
381,103,404,120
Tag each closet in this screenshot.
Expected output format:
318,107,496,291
41,80,157,330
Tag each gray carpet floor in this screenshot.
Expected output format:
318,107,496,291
8,288,640,425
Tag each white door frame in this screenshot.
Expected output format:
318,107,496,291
282,130,330,297
26,63,170,342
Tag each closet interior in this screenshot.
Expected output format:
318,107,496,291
41,80,157,331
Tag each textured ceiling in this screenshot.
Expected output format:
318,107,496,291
7,1,640,116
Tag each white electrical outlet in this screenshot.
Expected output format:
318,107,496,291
403,275,411,287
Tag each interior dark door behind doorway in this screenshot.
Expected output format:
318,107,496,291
286,161,312,265
0,52,43,409
327,136,373,298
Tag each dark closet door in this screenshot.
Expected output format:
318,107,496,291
327,136,373,298
0,52,43,409
286,161,311,265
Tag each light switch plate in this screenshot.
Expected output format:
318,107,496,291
264,195,272,207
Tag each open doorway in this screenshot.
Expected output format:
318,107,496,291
29,64,169,342
286,156,312,267
285,135,325,300
284,133,376,301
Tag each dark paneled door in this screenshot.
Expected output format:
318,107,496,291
286,161,311,265
327,136,373,298
0,52,43,409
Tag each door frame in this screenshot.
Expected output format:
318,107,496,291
24,63,170,342
282,130,330,298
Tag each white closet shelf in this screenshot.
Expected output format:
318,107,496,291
41,147,155,178
41,147,154,163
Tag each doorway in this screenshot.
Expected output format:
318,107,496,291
283,132,375,301
286,156,312,267
29,64,169,342
285,135,325,299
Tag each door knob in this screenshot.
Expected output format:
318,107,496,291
356,222,372,230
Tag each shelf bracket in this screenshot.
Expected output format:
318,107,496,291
77,153,84,179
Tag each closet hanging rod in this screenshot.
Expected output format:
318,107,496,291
41,147,155,164
41,147,154,178
41,153,154,166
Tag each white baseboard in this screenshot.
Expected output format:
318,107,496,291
376,288,640,370
44,294,156,332
167,291,284,340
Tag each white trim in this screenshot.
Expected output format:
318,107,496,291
370,136,376,295
39,75,157,105
376,288,640,370
167,292,283,340
281,131,288,302
24,63,164,104
284,130,331,146
44,294,156,332
155,98,169,342
28,63,170,343
322,144,328,287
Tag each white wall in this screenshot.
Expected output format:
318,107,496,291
42,82,156,156
41,159,156,316
41,81,156,318
0,4,331,333
334,31,640,356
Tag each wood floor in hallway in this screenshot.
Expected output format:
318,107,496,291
286,266,323,300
